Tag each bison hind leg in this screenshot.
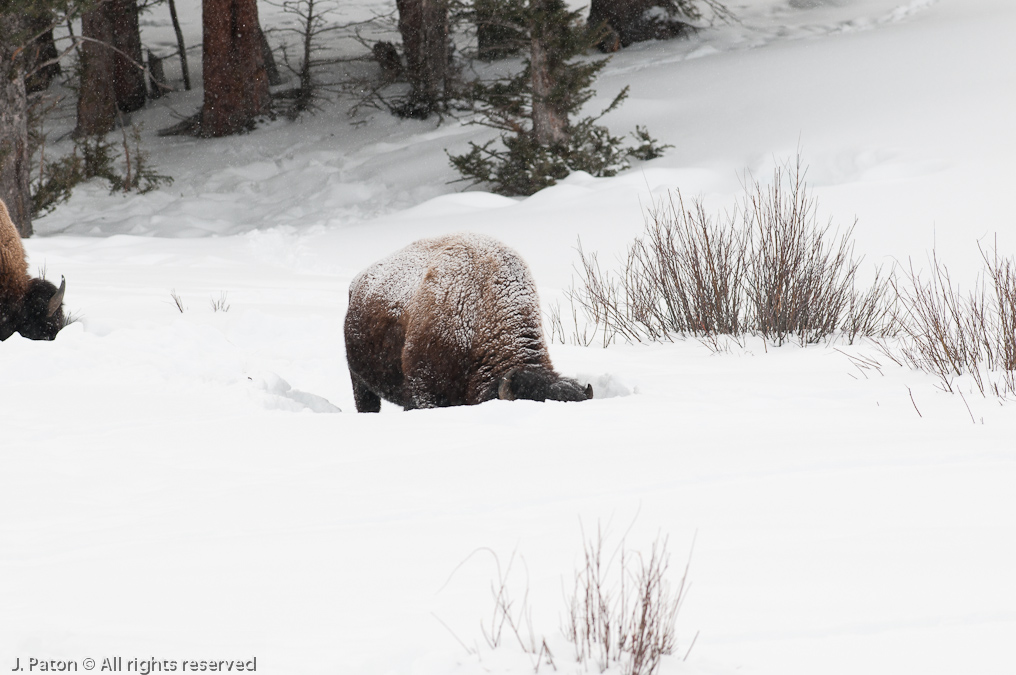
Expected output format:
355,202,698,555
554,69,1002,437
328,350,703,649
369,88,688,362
351,373,382,413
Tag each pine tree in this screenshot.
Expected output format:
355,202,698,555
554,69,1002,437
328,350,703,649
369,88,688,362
588,0,733,51
473,0,523,60
449,0,669,196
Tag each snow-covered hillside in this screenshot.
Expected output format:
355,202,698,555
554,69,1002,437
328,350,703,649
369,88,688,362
3,1,1015,674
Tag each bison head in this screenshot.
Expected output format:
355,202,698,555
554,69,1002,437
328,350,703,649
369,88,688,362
496,367,593,403
14,276,66,341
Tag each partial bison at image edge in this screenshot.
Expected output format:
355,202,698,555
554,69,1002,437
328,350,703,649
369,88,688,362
0,198,66,342
344,232,592,412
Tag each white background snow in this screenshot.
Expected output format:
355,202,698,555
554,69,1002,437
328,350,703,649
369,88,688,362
2,0,1015,674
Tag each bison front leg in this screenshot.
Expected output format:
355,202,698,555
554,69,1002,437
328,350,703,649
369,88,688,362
350,373,382,413
401,345,468,409
402,364,443,409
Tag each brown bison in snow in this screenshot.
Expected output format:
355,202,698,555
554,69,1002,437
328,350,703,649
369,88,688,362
0,198,66,341
344,233,592,411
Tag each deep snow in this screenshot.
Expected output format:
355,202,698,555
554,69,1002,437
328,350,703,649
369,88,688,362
3,1,1015,674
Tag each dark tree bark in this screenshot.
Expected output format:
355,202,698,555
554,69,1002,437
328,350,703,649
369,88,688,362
110,0,146,112
0,14,33,237
75,0,118,137
530,0,569,146
395,0,449,117
167,0,191,90
200,0,271,136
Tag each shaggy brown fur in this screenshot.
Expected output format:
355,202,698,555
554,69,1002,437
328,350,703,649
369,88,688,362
344,233,592,411
0,197,66,341
0,198,29,302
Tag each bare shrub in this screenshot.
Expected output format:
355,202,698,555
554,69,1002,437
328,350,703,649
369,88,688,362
572,243,631,346
567,156,897,346
210,291,230,313
843,266,900,344
547,297,598,347
893,241,1016,398
631,193,744,338
893,253,973,393
454,529,693,675
472,548,556,673
170,290,185,313
977,241,1016,395
565,526,693,675
742,159,863,345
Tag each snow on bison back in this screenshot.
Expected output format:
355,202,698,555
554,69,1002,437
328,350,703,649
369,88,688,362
344,233,593,412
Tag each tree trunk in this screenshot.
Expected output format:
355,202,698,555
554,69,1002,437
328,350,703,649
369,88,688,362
167,0,191,90
75,1,118,137
111,0,147,113
395,0,449,116
0,14,34,237
200,0,271,136
529,1,569,147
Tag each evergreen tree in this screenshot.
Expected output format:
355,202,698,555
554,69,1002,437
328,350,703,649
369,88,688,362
473,0,523,60
588,0,733,51
449,0,669,196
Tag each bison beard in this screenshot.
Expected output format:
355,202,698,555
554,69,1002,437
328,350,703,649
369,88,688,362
344,233,592,411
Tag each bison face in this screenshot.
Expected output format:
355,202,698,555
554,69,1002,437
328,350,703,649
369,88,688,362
497,367,593,403
17,276,66,341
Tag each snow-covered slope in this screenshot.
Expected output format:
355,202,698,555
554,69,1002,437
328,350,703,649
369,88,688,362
3,1,1015,674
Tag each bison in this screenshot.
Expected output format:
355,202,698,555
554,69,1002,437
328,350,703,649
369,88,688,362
0,198,66,341
344,233,592,411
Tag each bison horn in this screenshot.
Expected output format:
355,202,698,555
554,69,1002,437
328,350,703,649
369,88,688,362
47,276,65,317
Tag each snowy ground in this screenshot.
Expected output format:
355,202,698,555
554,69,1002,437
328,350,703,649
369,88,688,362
3,1,1015,674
